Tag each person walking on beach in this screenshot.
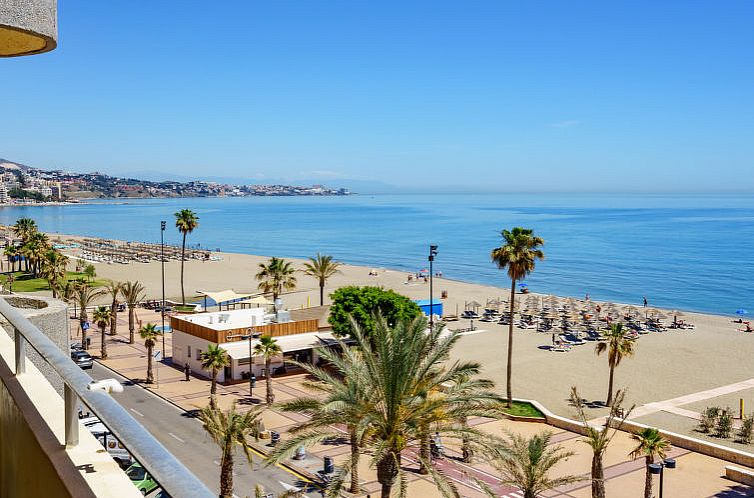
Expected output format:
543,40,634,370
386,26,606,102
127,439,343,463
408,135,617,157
643,296,648,308
184,362,191,381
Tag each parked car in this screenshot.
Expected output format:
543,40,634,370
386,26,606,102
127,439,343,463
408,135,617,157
81,416,134,469
154,491,171,498
125,463,159,495
71,350,93,369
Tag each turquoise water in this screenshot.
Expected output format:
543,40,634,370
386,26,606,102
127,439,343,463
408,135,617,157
0,194,752,315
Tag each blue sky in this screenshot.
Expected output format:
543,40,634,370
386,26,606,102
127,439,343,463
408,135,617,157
1,1,753,191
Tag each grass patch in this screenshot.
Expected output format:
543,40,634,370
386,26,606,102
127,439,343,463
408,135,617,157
174,304,198,312
1,271,107,293
502,401,545,419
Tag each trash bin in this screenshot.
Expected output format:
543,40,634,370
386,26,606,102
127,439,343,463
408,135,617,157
323,456,334,474
86,337,91,347
294,445,306,460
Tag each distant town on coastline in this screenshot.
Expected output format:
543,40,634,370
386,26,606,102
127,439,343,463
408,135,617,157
0,158,351,204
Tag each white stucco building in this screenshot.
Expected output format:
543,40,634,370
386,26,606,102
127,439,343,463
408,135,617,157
170,307,332,383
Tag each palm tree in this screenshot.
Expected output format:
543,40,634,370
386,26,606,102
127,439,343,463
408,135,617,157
74,284,105,350
485,431,581,498
491,227,544,407
40,249,68,297
595,322,635,406
570,387,633,498
630,428,670,498
4,245,18,272
199,402,262,498
120,281,146,344
269,315,505,498
175,209,199,304
255,257,297,309
201,344,230,409
84,263,96,282
93,305,112,360
12,217,38,244
302,253,341,306
103,280,123,336
252,336,281,405
139,323,162,384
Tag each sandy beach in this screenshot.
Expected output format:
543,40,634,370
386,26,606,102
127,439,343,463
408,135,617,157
39,233,754,441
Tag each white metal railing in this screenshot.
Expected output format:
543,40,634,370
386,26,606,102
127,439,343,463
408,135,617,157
0,297,213,498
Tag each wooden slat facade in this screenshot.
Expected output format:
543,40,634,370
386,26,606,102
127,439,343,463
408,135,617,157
170,316,320,344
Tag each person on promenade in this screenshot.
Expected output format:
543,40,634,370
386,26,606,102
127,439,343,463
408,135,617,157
184,362,191,381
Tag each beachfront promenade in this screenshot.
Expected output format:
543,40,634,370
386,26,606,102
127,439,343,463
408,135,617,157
73,306,754,497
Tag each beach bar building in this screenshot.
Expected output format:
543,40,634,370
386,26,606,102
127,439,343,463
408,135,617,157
170,307,332,383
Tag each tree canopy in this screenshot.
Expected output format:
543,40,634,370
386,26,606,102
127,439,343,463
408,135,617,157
328,286,421,338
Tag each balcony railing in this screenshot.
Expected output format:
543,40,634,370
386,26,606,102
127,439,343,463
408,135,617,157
0,297,214,498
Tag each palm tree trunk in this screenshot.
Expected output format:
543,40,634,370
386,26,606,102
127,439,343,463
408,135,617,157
606,364,615,407
180,231,187,304
506,278,516,408
110,298,118,335
377,452,400,498
265,358,274,404
219,440,234,498
146,344,154,383
419,426,430,474
100,325,108,359
644,455,654,498
210,369,218,409
524,490,536,498
591,453,605,498
319,282,324,306
128,306,135,344
349,425,360,494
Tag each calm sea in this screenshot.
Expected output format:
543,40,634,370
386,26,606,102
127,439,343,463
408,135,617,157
0,193,752,316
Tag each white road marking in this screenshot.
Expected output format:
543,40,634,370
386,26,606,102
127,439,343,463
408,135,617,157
168,432,185,443
129,408,144,417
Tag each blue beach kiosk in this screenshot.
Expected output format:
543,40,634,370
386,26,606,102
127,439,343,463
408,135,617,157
415,299,443,318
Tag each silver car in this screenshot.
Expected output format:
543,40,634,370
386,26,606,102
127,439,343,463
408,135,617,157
71,350,93,369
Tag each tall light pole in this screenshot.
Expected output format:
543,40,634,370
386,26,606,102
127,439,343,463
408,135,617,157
160,220,166,355
429,245,438,330
649,458,676,498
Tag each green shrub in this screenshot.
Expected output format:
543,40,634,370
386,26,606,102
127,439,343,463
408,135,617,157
699,406,720,433
715,408,733,438
737,414,754,444
328,286,422,338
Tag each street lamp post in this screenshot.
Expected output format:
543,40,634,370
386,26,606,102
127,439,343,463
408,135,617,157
649,458,676,498
429,245,438,330
160,221,166,355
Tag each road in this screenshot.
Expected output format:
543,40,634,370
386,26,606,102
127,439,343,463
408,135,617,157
90,363,321,498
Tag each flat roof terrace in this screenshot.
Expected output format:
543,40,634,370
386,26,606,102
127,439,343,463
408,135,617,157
171,308,320,344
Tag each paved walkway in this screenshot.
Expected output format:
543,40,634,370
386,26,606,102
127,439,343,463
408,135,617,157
630,378,754,419
72,308,754,498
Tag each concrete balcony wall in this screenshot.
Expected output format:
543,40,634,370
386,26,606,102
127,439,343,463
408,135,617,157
0,326,141,498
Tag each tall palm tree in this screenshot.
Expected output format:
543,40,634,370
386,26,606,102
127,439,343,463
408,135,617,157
139,323,162,384
570,387,633,498
40,249,68,297
175,209,199,304
491,227,544,407
269,316,505,498
103,280,123,336
630,427,670,498
484,431,580,498
93,305,112,360
12,217,38,244
253,336,281,405
25,231,50,276
255,257,297,304
199,402,262,498
201,344,230,409
120,281,146,344
595,322,635,406
74,284,105,350
302,253,341,306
